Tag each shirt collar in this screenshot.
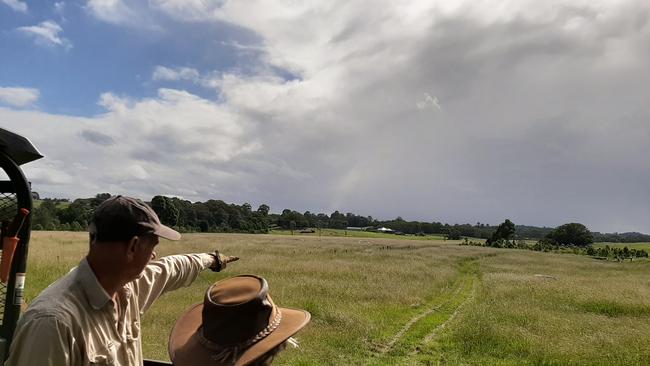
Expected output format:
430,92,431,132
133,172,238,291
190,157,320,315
77,258,112,310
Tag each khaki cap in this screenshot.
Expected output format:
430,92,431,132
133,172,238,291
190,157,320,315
89,195,181,242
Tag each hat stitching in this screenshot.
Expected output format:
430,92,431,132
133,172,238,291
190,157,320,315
196,308,283,364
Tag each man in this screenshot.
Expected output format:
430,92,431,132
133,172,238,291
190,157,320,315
6,195,239,366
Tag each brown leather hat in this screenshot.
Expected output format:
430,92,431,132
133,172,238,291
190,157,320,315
89,195,181,242
169,275,310,366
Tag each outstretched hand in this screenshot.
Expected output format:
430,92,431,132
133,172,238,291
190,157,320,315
211,250,239,272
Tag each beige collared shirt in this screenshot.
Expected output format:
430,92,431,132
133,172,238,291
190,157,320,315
6,253,215,366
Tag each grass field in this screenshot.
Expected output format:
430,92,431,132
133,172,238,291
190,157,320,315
270,228,448,241
22,232,650,365
594,242,650,252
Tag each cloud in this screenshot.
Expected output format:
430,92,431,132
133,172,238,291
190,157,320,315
29,162,75,185
220,40,265,53
152,66,200,82
1,0,27,13
54,2,65,15
151,66,230,90
186,0,650,231
125,164,149,180
80,130,115,146
0,87,39,107
16,21,72,50
0,85,263,200
416,93,442,111
8,1,650,233
85,0,134,24
85,0,162,30
148,0,225,22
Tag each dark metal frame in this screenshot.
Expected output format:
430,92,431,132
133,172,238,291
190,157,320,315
0,129,172,364
0,151,33,361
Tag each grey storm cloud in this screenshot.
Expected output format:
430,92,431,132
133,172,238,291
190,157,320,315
210,1,650,233
80,130,114,146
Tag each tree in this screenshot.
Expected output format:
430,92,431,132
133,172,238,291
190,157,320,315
446,228,461,240
70,221,84,231
329,211,347,229
32,200,59,229
92,193,112,207
277,209,308,230
257,204,270,217
545,223,593,247
151,196,180,227
486,219,516,246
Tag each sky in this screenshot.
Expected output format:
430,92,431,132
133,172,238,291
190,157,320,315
1,0,649,233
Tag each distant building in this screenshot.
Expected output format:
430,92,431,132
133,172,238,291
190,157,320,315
346,226,373,231
376,227,394,233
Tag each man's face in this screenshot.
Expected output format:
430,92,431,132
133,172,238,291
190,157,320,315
139,233,159,262
127,234,159,280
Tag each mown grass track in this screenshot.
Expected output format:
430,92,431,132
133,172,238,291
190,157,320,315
373,258,479,365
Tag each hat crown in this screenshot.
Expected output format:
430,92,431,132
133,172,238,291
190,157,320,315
90,195,180,241
169,275,311,366
201,275,274,345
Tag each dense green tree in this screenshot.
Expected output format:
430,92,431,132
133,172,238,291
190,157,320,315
242,203,252,214
592,231,650,243
486,219,516,246
446,228,461,240
70,221,84,231
278,209,308,229
545,223,593,247
58,198,95,227
257,204,270,216
345,213,371,227
92,193,111,206
303,211,316,227
329,211,347,229
151,196,180,227
30,194,636,245
496,219,516,240
32,200,59,230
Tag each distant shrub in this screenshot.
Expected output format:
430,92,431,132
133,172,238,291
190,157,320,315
462,233,648,262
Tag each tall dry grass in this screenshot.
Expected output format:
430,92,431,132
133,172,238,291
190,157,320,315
23,232,650,365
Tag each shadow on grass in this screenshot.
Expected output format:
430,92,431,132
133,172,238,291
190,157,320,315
577,301,650,317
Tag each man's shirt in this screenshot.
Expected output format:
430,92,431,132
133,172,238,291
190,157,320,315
6,253,215,366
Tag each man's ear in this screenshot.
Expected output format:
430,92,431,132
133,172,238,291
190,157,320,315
126,236,139,261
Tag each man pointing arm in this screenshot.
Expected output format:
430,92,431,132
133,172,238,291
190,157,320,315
6,195,238,366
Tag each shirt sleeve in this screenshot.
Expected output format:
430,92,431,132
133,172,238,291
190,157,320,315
6,315,76,366
134,253,215,314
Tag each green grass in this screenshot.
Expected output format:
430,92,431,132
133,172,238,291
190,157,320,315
270,228,448,241
593,242,650,252
22,232,650,365
32,199,70,209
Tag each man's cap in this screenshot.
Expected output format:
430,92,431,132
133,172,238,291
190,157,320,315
89,195,181,242
169,275,310,366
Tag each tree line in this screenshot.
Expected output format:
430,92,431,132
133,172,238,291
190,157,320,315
464,220,649,261
30,193,650,243
32,194,270,233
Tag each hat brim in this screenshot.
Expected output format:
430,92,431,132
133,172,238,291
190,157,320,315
153,224,181,241
169,303,310,366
